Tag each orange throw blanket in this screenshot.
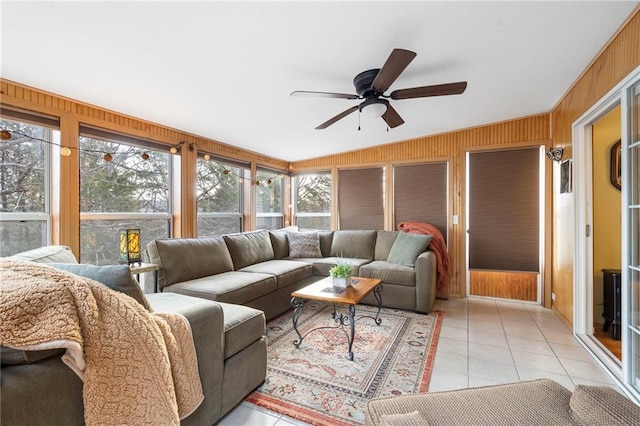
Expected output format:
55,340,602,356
0,260,203,425
398,221,450,298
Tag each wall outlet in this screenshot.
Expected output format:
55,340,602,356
452,215,459,225
552,292,556,301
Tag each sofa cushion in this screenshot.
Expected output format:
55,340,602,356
7,245,78,263
375,231,399,261
48,263,151,311
387,233,433,267
318,231,334,257
570,384,640,425
331,230,376,259
359,261,416,287
216,302,266,360
239,260,313,289
164,271,277,305
269,226,298,259
148,237,234,288
0,346,65,366
286,231,322,258
311,257,372,277
224,230,275,270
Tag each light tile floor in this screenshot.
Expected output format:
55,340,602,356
217,297,619,425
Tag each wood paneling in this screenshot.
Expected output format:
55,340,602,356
293,115,550,168
469,270,538,302
292,115,551,298
550,7,640,325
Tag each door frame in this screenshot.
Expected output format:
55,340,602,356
464,144,547,303
572,65,640,393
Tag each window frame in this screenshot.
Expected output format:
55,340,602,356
196,155,246,237
256,166,285,230
0,114,57,255
78,127,174,264
293,172,332,230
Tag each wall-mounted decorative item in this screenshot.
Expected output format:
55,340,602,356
546,146,564,162
560,159,572,194
610,140,621,191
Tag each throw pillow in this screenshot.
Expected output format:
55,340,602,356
570,384,640,425
380,411,430,426
48,263,152,312
286,231,322,258
387,232,433,267
7,245,78,263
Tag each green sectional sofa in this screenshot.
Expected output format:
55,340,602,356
147,228,438,321
1,245,267,426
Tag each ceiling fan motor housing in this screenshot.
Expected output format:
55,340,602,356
354,69,381,97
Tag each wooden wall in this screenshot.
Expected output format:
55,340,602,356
550,7,640,326
291,115,552,298
0,79,289,257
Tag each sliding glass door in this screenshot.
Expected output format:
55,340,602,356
625,80,640,398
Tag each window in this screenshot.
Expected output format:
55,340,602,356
79,127,172,265
338,167,384,230
0,113,59,256
293,172,331,230
197,157,245,236
256,168,284,230
394,162,448,239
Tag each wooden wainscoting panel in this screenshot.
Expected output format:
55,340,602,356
469,270,538,301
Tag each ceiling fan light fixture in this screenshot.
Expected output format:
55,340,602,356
359,98,389,118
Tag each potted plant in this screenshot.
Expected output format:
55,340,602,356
329,262,353,289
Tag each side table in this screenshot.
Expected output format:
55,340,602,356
130,262,161,293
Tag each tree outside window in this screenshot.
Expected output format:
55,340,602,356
294,173,331,230
256,169,283,230
79,136,171,265
0,118,54,256
197,158,243,236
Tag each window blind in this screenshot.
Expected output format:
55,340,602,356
468,148,540,272
0,106,59,129
338,167,384,230
394,162,448,240
79,125,164,151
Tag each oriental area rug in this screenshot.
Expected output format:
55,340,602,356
245,302,442,426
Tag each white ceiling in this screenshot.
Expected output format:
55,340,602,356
1,1,638,162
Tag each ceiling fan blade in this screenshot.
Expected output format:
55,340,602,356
382,104,404,128
390,81,468,100
372,48,417,92
315,106,359,130
291,90,359,100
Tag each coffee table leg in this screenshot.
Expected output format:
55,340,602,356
347,304,356,361
373,284,383,325
291,297,305,347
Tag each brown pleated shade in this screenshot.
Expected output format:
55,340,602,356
394,162,448,240
469,148,540,272
338,167,384,230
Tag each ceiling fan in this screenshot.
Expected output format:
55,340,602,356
291,48,467,130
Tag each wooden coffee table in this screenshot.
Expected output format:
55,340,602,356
290,276,383,361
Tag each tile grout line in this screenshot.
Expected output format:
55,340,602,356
496,300,521,383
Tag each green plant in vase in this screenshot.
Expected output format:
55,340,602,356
329,262,353,289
